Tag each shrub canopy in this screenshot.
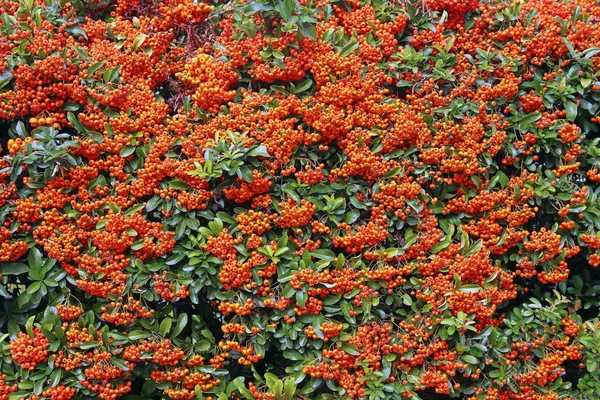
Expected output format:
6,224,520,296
1,0,600,399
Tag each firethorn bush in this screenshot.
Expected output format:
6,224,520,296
1,0,600,398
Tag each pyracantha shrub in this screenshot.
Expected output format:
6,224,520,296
1,0,600,399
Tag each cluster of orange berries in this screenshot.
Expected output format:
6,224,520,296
157,0,214,26
100,297,155,326
304,322,403,398
177,52,238,113
222,323,247,335
304,322,343,341
373,181,422,218
40,385,77,400
217,340,262,366
558,123,581,144
80,380,132,400
582,234,600,249
150,340,187,366
162,388,195,400
0,375,17,398
295,163,325,185
151,368,189,384
9,328,50,370
218,299,254,316
562,317,580,337
246,381,278,400
333,220,389,253
524,228,563,265
51,350,84,371
63,323,95,346
56,304,85,322
154,272,190,301
274,198,316,228
0,235,28,263
6,137,33,155
520,91,544,113
235,210,272,235
586,167,600,182
426,0,479,27
223,171,272,203
216,11,316,83
420,369,452,394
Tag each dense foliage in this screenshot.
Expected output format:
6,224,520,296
1,0,600,398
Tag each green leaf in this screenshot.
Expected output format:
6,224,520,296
463,239,483,256
131,240,145,250
340,40,359,57
276,0,294,21
273,380,283,397
565,101,577,121
489,370,502,378
343,209,360,224
232,377,254,400
128,330,151,340
125,203,145,216
112,357,130,371
461,355,478,364
15,121,27,137
517,112,541,131
25,315,35,338
430,239,450,254
309,249,336,262
383,166,402,178
172,313,188,338
299,23,316,40
49,368,62,387
67,26,88,40
159,318,172,336
0,71,13,90
79,341,99,349
141,380,156,397
67,112,89,133
581,77,592,88
340,342,360,356
28,248,42,269
340,301,355,324
459,284,481,293
284,377,296,398
88,61,105,77
131,33,146,52
62,102,80,111
561,37,577,57
249,145,270,158
146,195,162,212
296,290,307,308
168,179,190,190
120,145,136,157
587,360,597,373
244,3,274,14
265,373,278,389
294,79,312,94
1,262,29,275
103,65,121,83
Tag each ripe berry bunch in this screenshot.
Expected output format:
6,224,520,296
153,272,190,301
100,297,155,325
9,328,50,371
41,385,76,400
56,305,85,322
177,52,238,113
